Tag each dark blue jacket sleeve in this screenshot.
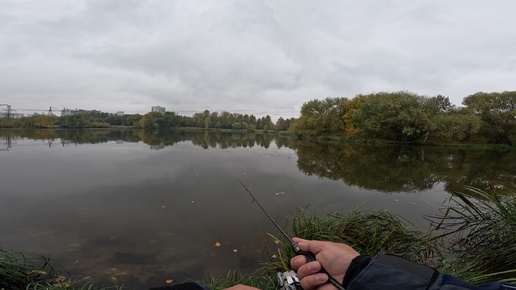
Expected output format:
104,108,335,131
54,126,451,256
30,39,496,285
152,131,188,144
347,252,514,290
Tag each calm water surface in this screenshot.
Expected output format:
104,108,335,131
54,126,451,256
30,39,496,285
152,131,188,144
0,129,514,288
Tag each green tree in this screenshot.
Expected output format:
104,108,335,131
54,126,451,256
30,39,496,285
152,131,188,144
59,114,88,128
430,108,481,142
262,115,273,131
423,95,454,115
247,124,256,132
232,122,242,129
163,112,180,127
348,91,430,143
249,115,257,126
462,91,516,144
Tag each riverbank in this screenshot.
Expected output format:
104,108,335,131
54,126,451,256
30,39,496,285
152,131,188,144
2,187,514,290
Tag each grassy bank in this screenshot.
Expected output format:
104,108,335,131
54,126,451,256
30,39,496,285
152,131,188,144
0,248,121,290
209,187,516,289
2,187,515,289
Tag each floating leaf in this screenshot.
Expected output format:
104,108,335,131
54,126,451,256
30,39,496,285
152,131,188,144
233,249,238,253
166,279,173,284
27,269,47,275
215,242,221,247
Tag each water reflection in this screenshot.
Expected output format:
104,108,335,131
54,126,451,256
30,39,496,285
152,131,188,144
1,129,513,194
289,139,516,194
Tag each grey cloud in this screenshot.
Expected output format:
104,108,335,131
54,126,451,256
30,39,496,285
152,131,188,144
1,0,515,116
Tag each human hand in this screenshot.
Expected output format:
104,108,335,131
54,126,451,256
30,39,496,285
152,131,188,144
290,238,360,290
223,284,259,290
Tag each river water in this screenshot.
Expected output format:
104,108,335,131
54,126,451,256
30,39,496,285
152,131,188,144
0,129,514,288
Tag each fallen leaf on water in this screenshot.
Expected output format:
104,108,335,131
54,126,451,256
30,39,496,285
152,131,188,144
215,242,221,247
166,279,173,284
27,269,47,275
233,249,238,253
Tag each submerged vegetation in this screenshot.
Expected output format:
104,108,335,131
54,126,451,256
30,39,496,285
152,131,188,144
2,187,514,289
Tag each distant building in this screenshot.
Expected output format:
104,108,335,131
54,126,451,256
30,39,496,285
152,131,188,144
151,106,166,114
60,108,94,116
61,108,73,116
116,111,124,116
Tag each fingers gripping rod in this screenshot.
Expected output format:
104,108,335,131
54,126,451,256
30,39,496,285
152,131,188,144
238,180,346,290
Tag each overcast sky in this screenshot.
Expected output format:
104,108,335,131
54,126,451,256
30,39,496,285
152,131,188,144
1,0,515,118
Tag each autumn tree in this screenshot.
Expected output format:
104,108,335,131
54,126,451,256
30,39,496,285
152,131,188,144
343,94,370,136
139,112,165,129
289,97,349,136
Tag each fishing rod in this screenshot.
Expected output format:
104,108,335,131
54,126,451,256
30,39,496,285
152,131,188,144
238,180,346,290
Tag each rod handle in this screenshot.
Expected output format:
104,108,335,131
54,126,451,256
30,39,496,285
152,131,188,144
295,249,347,290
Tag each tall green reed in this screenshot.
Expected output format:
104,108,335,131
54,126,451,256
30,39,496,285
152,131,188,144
433,186,516,283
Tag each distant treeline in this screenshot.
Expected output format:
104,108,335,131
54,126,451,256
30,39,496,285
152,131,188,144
0,109,293,132
1,90,514,145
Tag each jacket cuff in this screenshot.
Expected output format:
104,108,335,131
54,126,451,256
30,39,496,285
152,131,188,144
342,255,371,288
347,252,441,290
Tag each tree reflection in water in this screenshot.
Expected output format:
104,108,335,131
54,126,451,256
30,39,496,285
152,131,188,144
1,128,514,194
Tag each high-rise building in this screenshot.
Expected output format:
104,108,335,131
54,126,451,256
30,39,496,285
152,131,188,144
151,106,166,114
